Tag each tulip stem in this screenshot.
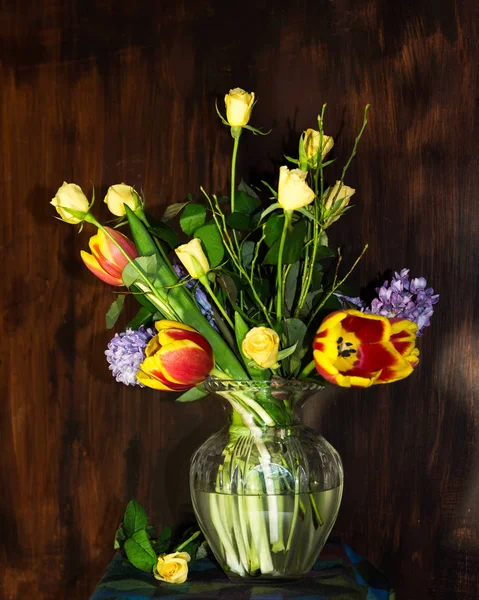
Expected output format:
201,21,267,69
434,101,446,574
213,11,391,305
84,213,177,320
276,211,292,321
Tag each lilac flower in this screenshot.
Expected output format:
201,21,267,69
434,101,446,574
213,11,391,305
364,269,439,335
105,326,155,386
173,263,218,331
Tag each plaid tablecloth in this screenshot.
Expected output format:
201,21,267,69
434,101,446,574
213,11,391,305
90,542,395,600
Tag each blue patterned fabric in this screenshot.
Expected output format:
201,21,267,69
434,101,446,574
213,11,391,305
90,542,395,600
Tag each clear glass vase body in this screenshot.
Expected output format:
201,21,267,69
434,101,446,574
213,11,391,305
189,380,343,581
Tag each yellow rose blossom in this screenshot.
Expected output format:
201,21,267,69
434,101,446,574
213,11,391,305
175,238,210,280
277,166,315,212
153,551,191,584
224,88,255,127
104,183,142,217
303,128,334,167
323,181,355,227
242,327,280,369
50,182,90,224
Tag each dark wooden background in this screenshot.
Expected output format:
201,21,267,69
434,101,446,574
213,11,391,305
1,0,477,598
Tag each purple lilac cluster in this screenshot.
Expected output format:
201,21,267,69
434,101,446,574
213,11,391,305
173,263,218,331
105,325,155,386
364,268,439,336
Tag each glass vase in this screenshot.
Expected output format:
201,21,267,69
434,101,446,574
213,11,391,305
189,379,343,581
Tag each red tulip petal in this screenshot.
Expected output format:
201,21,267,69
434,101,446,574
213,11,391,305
355,342,399,372
80,250,123,286
341,312,389,343
158,340,214,385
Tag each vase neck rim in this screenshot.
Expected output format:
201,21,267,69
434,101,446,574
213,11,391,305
204,377,324,395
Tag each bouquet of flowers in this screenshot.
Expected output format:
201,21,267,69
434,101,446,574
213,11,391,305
51,88,438,580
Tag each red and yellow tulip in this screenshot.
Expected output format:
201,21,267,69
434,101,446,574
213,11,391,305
137,320,214,391
313,309,419,388
80,227,138,286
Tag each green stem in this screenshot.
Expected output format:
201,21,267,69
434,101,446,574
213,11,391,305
276,211,292,321
201,277,235,330
298,360,316,380
230,135,241,254
174,530,201,552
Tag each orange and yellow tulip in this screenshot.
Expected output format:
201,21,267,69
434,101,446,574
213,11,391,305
80,227,138,286
138,321,214,391
313,309,419,388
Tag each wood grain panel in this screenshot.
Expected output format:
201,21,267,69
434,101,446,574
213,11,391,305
0,0,477,598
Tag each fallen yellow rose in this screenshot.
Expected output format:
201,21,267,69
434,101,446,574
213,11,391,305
242,327,280,369
153,551,191,584
51,181,90,224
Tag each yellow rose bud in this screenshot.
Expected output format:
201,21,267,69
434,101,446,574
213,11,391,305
323,181,356,227
224,88,255,127
303,128,334,166
154,552,191,584
277,166,315,212
50,182,90,224
175,238,210,280
104,183,142,217
242,327,280,369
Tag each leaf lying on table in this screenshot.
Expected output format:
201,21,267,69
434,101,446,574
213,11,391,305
114,498,206,574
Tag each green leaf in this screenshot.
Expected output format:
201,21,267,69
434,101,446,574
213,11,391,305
264,214,284,247
176,384,208,402
124,530,157,573
241,241,255,269
238,180,259,199
114,524,126,550
153,525,171,554
122,255,158,288
194,221,224,267
146,525,158,539
123,498,149,538
314,246,335,260
180,203,206,235
284,261,300,317
259,202,280,222
264,220,308,265
106,295,126,329
282,318,308,375
218,274,238,305
234,190,261,215
226,211,251,231
319,230,328,246
147,219,179,249
126,306,154,330
277,342,298,361
125,205,160,259
163,201,190,221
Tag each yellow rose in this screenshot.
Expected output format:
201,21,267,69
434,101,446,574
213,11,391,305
323,181,355,227
242,327,280,369
277,166,315,212
224,88,255,127
175,238,210,280
303,128,334,166
51,182,90,224
104,183,142,217
153,552,191,584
